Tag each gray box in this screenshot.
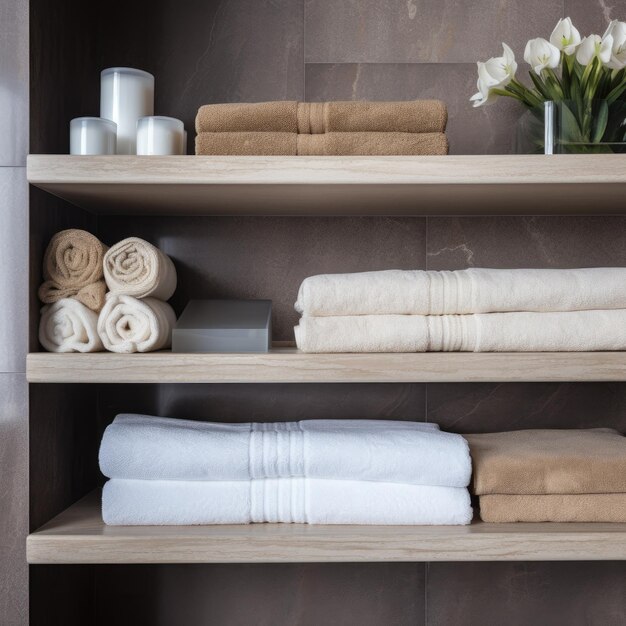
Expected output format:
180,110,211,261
172,300,272,353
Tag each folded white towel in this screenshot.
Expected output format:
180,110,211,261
295,310,626,353
99,415,471,487
39,298,103,353
103,237,177,300
295,268,626,316
97,295,176,353
102,478,472,525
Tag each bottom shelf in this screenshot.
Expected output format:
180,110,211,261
27,491,626,564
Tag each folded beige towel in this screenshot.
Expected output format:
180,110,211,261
196,131,448,156
465,429,626,496
97,295,176,353
39,298,103,353
294,310,626,353
478,494,626,523
104,237,177,300
39,229,108,311
196,100,447,134
38,279,107,313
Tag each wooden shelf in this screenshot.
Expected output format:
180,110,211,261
27,491,626,564
26,350,626,383
27,154,626,216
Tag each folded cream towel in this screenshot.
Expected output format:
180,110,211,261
295,268,626,317
195,100,447,134
294,310,626,353
102,478,472,525
39,298,103,353
465,429,626,496
38,279,107,313
99,415,471,487
478,493,626,522
97,295,176,353
195,131,448,156
103,237,177,300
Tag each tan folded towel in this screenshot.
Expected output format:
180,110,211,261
466,429,626,496
39,229,108,311
104,237,177,300
196,100,447,134
196,131,448,156
478,494,626,523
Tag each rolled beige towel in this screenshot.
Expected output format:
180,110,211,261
39,298,103,353
98,295,177,353
196,131,448,156
39,229,108,311
104,237,177,300
195,100,447,134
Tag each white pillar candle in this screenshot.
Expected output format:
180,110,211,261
136,116,184,155
100,67,154,154
70,117,117,155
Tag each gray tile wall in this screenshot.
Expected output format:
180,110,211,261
0,0,28,623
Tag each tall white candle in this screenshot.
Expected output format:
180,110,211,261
70,117,117,155
100,67,154,154
136,116,184,155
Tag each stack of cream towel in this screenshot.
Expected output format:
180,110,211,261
294,268,626,353
99,415,473,526
38,231,177,354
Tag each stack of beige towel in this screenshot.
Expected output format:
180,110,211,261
38,232,178,354
195,100,448,155
293,268,626,353
466,429,626,522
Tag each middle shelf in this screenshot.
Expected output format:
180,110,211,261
26,350,626,383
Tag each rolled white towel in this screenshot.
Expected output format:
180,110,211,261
295,268,626,316
97,295,176,353
39,298,103,353
104,237,177,300
99,415,471,487
295,309,626,353
102,478,473,525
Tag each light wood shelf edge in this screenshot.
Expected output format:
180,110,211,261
27,492,626,564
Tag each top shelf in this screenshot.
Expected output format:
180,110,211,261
27,154,626,216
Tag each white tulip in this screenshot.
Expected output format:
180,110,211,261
524,37,561,75
603,20,626,69
576,34,614,66
550,17,581,55
470,43,517,107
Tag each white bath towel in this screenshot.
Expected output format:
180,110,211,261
102,478,472,525
97,295,176,353
39,298,103,353
103,237,177,300
99,415,471,487
295,268,626,317
295,309,626,353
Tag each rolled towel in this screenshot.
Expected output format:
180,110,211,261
97,295,176,353
102,478,472,525
465,429,626,496
38,279,107,313
478,494,626,523
195,131,448,156
39,298,103,353
294,309,626,353
99,416,471,487
103,237,177,300
295,268,626,317
195,100,447,134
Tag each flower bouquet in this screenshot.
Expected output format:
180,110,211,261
471,18,626,153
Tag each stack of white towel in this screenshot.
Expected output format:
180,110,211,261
294,268,626,353
100,415,473,526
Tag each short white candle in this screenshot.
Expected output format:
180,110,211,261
101,67,154,154
136,116,184,155
70,117,117,155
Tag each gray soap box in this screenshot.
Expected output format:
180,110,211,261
172,299,272,353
